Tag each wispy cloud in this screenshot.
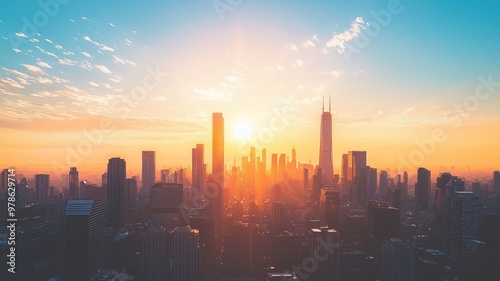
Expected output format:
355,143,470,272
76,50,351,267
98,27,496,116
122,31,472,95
83,35,115,52
95,64,112,74
326,17,366,53
21,64,48,76
193,87,235,101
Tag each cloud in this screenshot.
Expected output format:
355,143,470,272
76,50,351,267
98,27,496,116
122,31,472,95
284,43,298,51
154,96,167,102
293,60,303,67
35,46,58,59
88,81,99,87
109,22,115,27
81,51,92,58
111,55,136,66
303,35,319,48
83,35,115,52
65,85,83,92
12,49,22,53
37,77,53,84
58,58,77,65
21,64,48,75
323,70,343,78
2,67,31,79
95,65,112,74
15,32,28,38
0,77,25,89
326,17,366,53
37,61,52,69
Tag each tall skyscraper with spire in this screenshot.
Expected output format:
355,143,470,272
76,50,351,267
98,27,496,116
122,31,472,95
319,96,334,189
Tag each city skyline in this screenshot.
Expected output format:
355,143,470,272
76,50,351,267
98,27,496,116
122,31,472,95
1,1,500,173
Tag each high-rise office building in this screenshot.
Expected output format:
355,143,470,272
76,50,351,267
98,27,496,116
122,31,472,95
261,148,267,175
309,227,339,281
1,168,9,192
278,154,286,182
347,151,368,208
450,191,479,262
319,96,334,189
141,227,170,281
415,168,431,212
142,151,156,194
368,200,400,247
381,238,416,281
126,177,138,207
271,202,285,234
170,226,201,281
379,170,389,201
271,153,278,183
35,174,50,203
367,166,378,201
341,154,349,198
494,171,500,194
150,182,184,230
212,112,224,235
303,168,309,198
69,167,79,199
66,199,104,281
190,216,216,277
107,157,126,230
192,144,205,193
161,169,170,183
320,189,340,229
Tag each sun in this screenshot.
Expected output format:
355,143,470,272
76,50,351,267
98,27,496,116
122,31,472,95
233,123,252,140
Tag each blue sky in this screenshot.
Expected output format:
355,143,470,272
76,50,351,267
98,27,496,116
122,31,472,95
1,0,500,172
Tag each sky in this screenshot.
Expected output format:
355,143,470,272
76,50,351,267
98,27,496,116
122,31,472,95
1,0,500,177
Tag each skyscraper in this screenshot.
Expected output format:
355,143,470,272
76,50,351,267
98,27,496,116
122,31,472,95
347,151,368,208
309,227,339,281
126,177,138,207
379,170,389,201
381,238,416,281
212,112,224,235
142,151,156,194
278,153,286,181
271,153,278,183
450,191,479,262
170,226,202,281
141,227,170,281
319,96,334,189
69,167,79,199
271,202,285,234
150,182,184,230
415,168,431,212
320,189,340,229
494,171,500,194
107,157,126,230
35,174,49,203
192,144,205,193
66,199,104,281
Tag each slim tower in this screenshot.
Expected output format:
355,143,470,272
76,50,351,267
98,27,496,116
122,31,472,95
319,96,334,189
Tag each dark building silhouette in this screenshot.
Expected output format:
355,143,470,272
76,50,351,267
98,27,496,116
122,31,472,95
66,199,104,280
308,227,339,281
69,167,79,199
368,201,400,247
494,171,500,195
107,157,126,230
271,202,285,234
381,238,416,281
142,151,156,194
320,188,340,229
415,168,431,212
35,174,50,203
150,182,184,230
170,226,201,281
190,216,216,277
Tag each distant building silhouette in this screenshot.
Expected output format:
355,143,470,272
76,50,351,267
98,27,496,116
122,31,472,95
142,151,156,194
320,189,340,229
192,144,206,193
35,174,49,203
415,168,431,212
309,227,339,281
107,157,126,230
69,167,79,199
212,112,225,235
150,182,184,230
